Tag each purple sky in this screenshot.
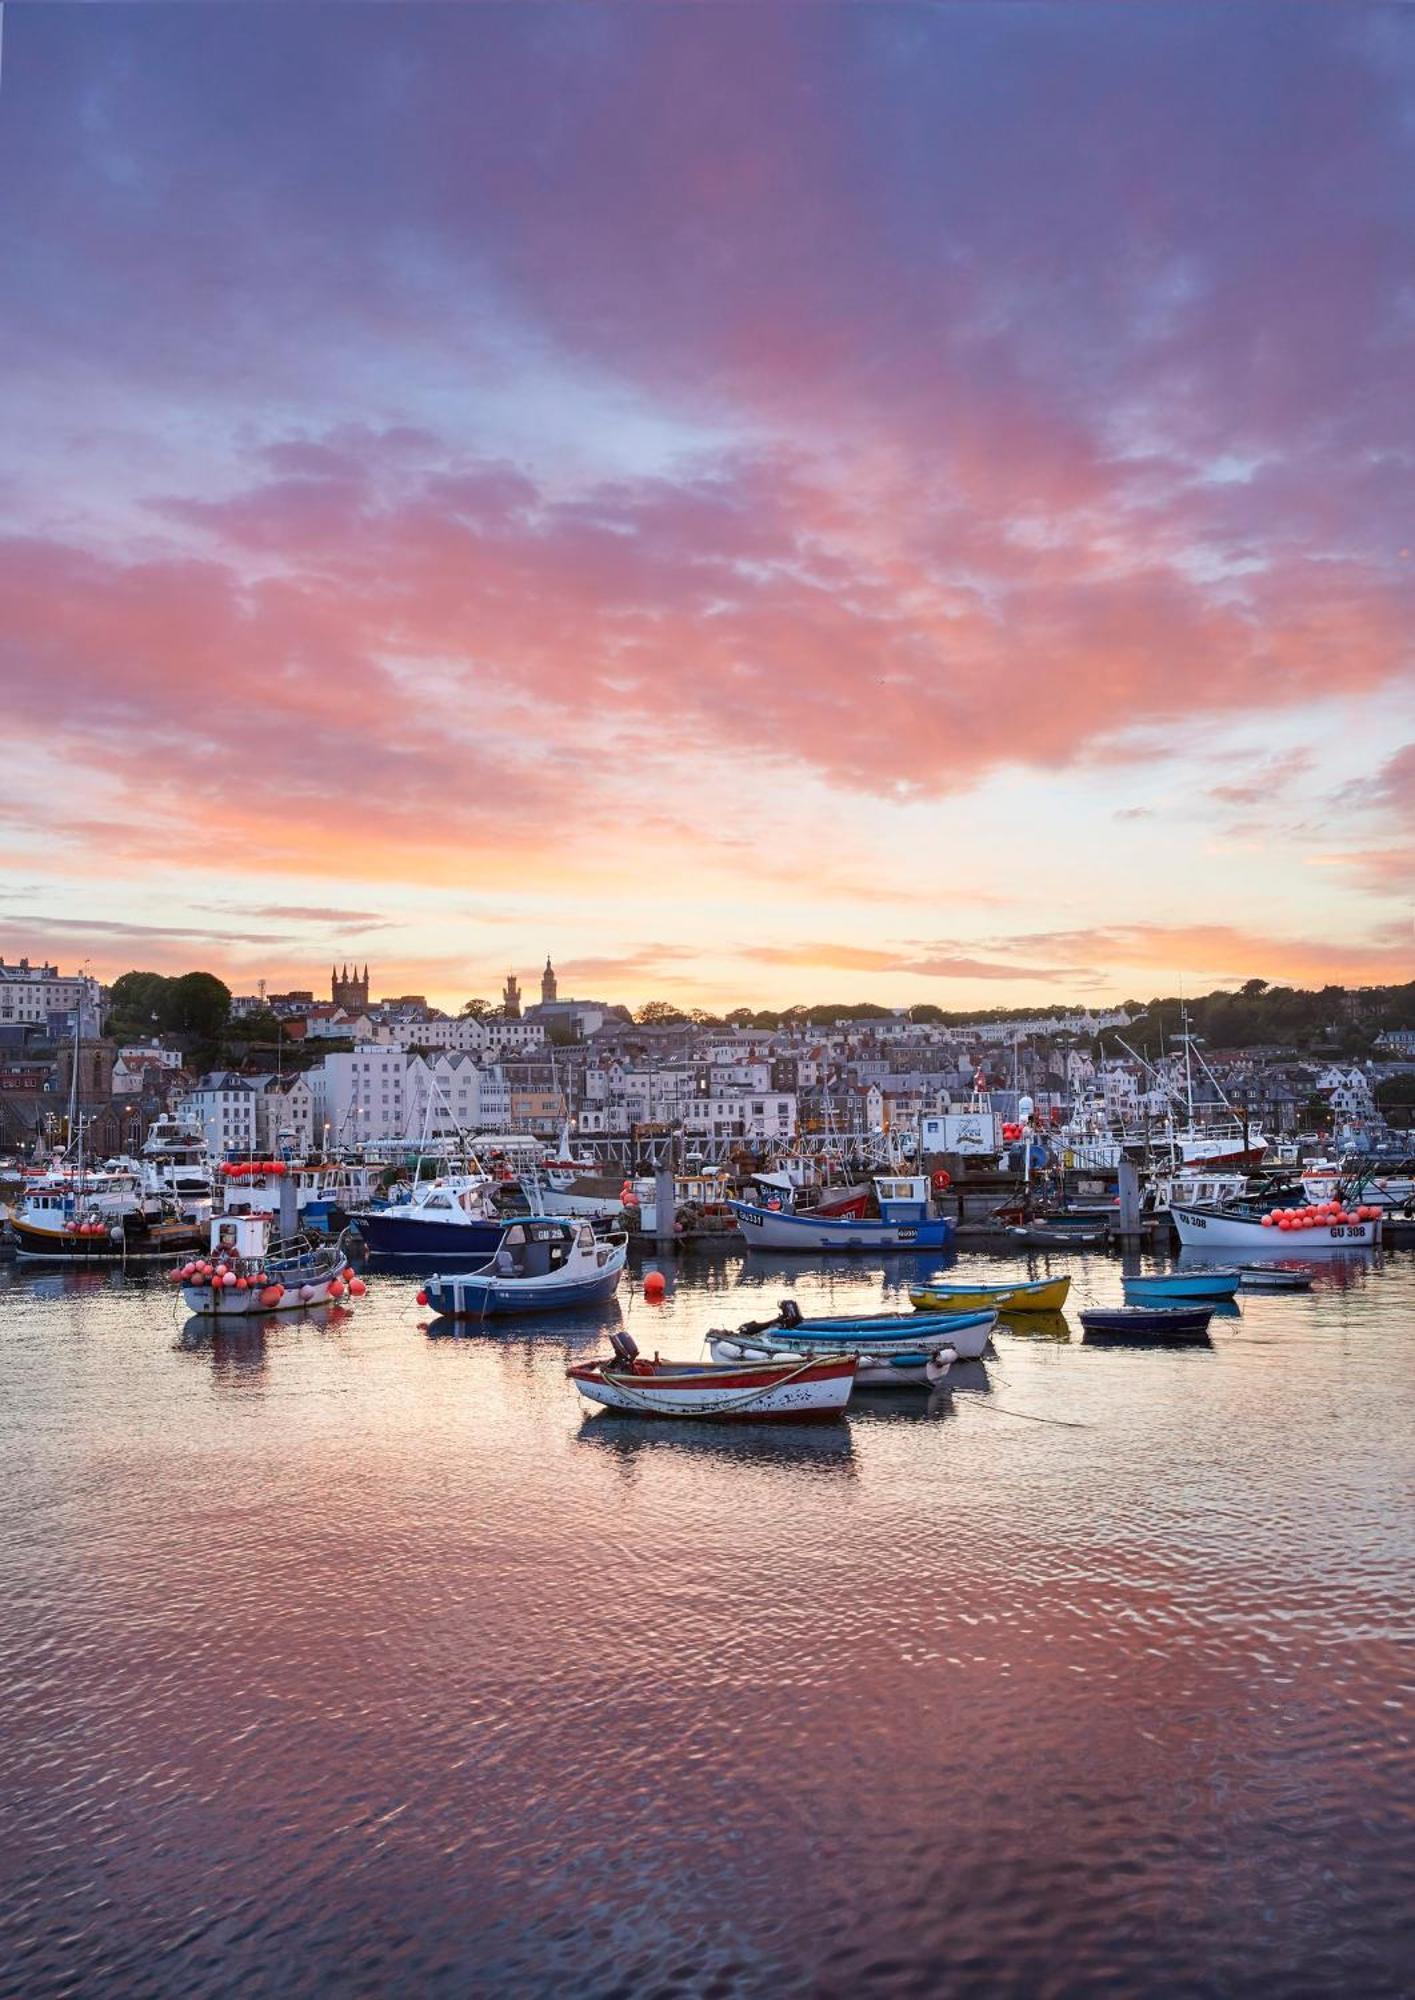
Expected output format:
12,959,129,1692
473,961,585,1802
1,4,1411,1007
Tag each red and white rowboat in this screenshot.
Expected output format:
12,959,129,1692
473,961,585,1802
568,1337,856,1423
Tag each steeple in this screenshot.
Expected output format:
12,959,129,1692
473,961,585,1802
542,954,557,1005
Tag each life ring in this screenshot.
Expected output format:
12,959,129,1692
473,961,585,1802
931,1169,952,1191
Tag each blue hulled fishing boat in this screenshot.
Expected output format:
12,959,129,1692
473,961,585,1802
422,1218,628,1318
730,1175,954,1253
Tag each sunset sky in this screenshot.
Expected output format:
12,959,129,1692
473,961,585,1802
1,4,1411,1013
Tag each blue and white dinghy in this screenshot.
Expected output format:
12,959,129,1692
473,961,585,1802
707,1297,997,1387
422,1218,628,1319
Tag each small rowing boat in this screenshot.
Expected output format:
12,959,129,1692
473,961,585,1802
568,1333,856,1422
1121,1268,1240,1303
909,1274,1071,1314
1236,1268,1313,1292
706,1297,994,1386
1079,1305,1214,1342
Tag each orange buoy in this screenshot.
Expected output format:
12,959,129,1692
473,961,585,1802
416,1288,429,1307
643,1270,666,1302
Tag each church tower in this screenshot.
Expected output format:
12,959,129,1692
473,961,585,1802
332,963,371,1011
541,955,557,1005
503,971,522,1019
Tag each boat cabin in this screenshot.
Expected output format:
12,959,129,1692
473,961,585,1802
483,1218,593,1279
212,1213,274,1261
873,1175,931,1224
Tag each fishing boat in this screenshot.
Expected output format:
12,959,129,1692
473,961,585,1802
1170,1203,1380,1252
1121,1268,1241,1303
11,1179,206,1263
706,1298,994,1386
351,1173,511,1266
729,1175,953,1253
169,1211,361,1316
909,1274,1071,1314
1079,1305,1214,1341
569,1332,857,1423
421,1218,627,1318
1010,1218,1108,1249
1236,1268,1313,1292
139,1113,215,1201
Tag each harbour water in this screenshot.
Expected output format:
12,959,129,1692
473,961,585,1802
2,1249,1411,1997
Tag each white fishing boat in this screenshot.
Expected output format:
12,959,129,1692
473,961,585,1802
140,1113,214,1201
170,1211,363,1315
569,1333,857,1422
1171,1203,1380,1252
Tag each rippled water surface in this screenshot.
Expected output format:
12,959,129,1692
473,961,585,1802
2,1245,1412,1998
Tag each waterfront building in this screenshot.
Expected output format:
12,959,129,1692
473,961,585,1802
180,1073,261,1159
0,958,102,1037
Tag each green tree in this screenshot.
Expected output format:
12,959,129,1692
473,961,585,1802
459,997,491,1019
107,970,171,1037
159,971,232,1040
635,1000,689,1025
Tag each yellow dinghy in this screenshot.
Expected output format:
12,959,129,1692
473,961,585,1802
909,1274,1072,1314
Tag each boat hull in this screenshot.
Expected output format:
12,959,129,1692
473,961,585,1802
351,1213,507,1265
569,1354,856,1422
707,1333,955,1388
1079,1306,1214,1342
730,1202,953,1252
1170,1206,1379,1252
1010,1224,1106,1248
910,1275,1072,1314
1121,1269,1241,1303
181,1279,343,1315
13,1217,206,1264
425,1262,625,1318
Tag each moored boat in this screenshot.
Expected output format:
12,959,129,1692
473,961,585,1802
909,1274,1071,1314
706,1298,994,1386
569,1333,857,1422
170,1211,362,1316
1121,1268,1241,1303
12,1181,205,1264
730,1175,953,1253
421,1218,627,1318
1010,1219,1107,1249
1171,1203,1379,1252
352,1173,511,1266
1079,1304,1214,1342
1236,1268,1314,1292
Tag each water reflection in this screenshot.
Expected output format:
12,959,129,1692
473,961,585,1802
175,1303,354,1387
994,1309,1072,1342
2,1246,1411,1997
421,1299,624,1343
576,1412,859,1477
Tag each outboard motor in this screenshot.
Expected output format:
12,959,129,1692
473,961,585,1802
777,1298,803,1328
609,1330,640,1366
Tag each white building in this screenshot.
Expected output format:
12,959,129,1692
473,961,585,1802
0,958,102,1036
310,1046,412,1145
180,1074,261,1160
257,1074,317,1154
682,1091,797,1143
408,1052,512,1138
403,1016,489,1053
480,1019,547,1054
